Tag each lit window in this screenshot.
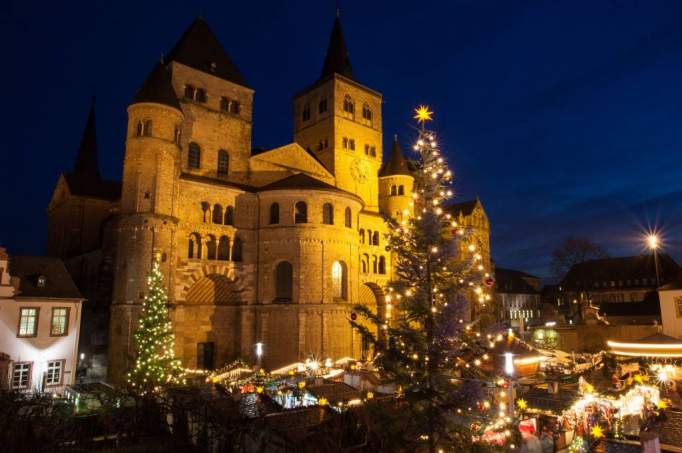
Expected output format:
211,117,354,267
46,360,63,386
332,261,347,300
18,308,38,337
343,95,354,115
323,203,334,225
12,363,31,389
50,308,69,336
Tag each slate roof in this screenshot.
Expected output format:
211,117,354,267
167,17,248,87
320,16,354,81
495,268,541,294
9,255,82,299
63,173,121,201
73,99,100,180
598,295,661,317
561,254,681,290
379,136,411,177
259,173,345,194
131,62,181,110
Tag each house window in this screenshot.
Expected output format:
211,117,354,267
220,97,229,112
217,150,229,176
18,308,38,337
344,207,352,228
195,88,207,103
302,103,311,121
269,203,280,224
46,360,63,386
332,261,348,300
12,362,31,389
197,342,215,370
675,297,682,318
275,261,293,302
295,201,308,224
343,95,354,115
349,139,355,151
230,101,240,114
342,137,349,149
224,206,234,226
369,146,376,157
319,97,327,114
50,308,69,336
188,142,201,169
184,85,195,99
323,203,334,225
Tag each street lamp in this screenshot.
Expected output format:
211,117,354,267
647,233,661,287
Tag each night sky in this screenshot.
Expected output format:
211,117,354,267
2,0,682,281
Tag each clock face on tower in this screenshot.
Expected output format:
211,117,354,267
350,158,368,183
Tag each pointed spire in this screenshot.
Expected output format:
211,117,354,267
131,62,182,110
379,135,411,177
320,15,354,81
166,17,248,87
73,97,101,180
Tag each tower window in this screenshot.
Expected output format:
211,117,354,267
391,185,397,196
218,150,229,176
195,88,207,103
224,206,234,226
220,97,229,112
349,139,355,151
295,201,308,223
319,97,328,114
230,101,240,114
269,202,280,224
188,142,201,169
332,261,348,300
136,121,143,137
343,95,354,115
362,104,373,124
143,120,152,137
344,207,352,228
184,85,195,99
302,103,311,121
323,203,334,225
398,185,405,195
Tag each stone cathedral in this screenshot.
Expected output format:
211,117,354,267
47,16,491,383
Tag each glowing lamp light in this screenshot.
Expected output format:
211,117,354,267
504,352,514,376
255,342,264,358
590,425,604,439
647,233,659,250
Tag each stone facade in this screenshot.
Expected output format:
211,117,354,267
47,16,492,383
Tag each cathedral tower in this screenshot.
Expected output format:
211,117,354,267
379,135,414,221
293,15,383,211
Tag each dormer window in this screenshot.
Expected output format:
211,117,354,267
184,85,195,99
37,275,47,287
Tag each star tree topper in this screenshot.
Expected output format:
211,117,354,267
414,105,433,124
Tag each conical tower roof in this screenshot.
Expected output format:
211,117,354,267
320,15,354,81
73,98,100,180
167,17,248,87
379,135,411,177
131,62,181,110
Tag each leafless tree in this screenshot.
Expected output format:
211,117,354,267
550,237,608,281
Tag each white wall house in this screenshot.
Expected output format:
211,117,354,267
0,247,83,393
659,278,682,339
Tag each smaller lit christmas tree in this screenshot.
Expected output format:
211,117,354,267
127,254,185,394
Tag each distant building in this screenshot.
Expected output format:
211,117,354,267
494,268,541,325
557,254,680,324
0,247,84,393
658,275,682,339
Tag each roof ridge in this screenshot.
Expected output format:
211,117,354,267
320,16,354,81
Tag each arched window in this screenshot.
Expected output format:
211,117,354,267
361,254,369,274
212,204,223,224
323,203,334,225
344,207,352,228
372,256,378,274
188,142,201,169
195,88,207,103
319,97,327,114
398,185,405,195
275,261,293,302
343,95,354,115
378,256,386,274
359,229,365,243
332,261,348,300
232,236,243,262
218,236,230,261
224,206,234,226
206,235,217,260
217,150,229,176
366,230,372,244
184,85,195,99
295,201,307,224
362,104,372,123
269,203,280,224
220,97,229,112
390,185,397,196
188,233,202,259
143,120,152,137
201,201,210,222
373,231,380,246
136,121,143,137
302,103,311,121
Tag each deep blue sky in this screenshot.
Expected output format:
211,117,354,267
2,0,682,280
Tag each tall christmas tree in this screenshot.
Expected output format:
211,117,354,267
127,255,185,394
351,106,493,452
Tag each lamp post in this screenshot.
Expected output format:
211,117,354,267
647,233,660,287
504,352,515,418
